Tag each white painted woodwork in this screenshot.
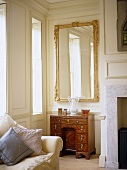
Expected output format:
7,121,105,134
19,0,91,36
10,2,28,113
6,0,46,133
4,0,127,163
99,0,127,168
104,0,117,54
106,60,127,78
15,117,31,129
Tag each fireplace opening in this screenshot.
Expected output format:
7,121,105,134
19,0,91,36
117,97,127,169
117,97,127,130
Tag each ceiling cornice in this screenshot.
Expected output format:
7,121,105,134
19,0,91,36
9,0,99,16
30,0,49,14
6,0,49,15
48,0,99,15
29,0,99,14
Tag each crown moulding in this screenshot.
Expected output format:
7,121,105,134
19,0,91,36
29,0,49,14
4,0,99,15
31,0,99,14
48,3,99,15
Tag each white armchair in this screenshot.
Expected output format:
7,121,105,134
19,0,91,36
0,113,63,170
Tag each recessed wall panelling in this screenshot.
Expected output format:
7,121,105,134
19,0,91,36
14,117,31,128
10,2,29,114
32,120,44,130
104,0,117,54
106,61,127,78
31,115,46,134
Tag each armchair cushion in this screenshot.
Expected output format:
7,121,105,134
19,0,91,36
13,126,46,156
0,127,33,166
0,113,17,137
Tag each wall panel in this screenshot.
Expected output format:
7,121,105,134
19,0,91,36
9,2,30,115
106,60,127,78
104,0,117,54
31,115,46,134
15,117,31,128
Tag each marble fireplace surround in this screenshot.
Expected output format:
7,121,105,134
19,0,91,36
105,84,127,168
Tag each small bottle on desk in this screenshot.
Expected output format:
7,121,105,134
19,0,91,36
63,109,67,115
58,108,62,116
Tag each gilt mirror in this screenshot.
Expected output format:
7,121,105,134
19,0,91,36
54,20,99,102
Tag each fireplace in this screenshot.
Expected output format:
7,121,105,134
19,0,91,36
105,85,127,168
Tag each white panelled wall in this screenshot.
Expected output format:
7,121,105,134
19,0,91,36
5,0,47,134
3,0,127,167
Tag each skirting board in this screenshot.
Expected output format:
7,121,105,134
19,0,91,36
99,155,106,167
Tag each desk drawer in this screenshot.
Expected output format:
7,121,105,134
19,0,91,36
76,125,88,133
62,118,88,125
50,117,62,123
76,134,88,143
50,123,61,133
76,143,88,152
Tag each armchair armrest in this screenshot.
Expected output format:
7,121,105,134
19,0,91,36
41,136,63,156
41,136,63,170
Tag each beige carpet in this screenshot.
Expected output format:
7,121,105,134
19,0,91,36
59,154,104,170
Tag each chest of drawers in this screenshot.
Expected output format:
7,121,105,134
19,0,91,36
50,114,95,159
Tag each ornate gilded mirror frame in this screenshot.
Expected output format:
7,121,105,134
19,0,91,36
54,20,99,102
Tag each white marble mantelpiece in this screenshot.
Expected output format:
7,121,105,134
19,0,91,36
99,115,106,120
105,84,127,168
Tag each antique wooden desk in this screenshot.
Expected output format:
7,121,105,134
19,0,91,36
50,114,95,159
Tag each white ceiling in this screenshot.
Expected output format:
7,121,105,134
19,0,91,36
45,0,74,3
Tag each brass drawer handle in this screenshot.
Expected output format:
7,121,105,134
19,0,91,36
67,119,69,122
54,124,57,129
76,120,79,123
80,126,83,130
80,137,83,141
58,119,61,122
81,144,83,150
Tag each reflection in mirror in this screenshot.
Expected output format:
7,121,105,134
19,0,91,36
54,20,99,102
69,33,81,97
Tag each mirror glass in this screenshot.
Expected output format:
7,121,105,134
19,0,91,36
54,20,99,102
